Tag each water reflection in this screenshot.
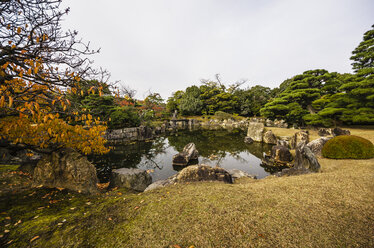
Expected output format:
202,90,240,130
89,128,276,182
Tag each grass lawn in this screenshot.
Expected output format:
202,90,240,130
0,127,373,247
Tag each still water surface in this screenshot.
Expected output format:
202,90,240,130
90,129,277,182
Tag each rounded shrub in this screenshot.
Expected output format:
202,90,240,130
322,135,374,159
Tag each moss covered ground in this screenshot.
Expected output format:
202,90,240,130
0,127,373,248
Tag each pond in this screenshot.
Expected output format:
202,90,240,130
89,128,280,183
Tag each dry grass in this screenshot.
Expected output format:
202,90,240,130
1,127,374,248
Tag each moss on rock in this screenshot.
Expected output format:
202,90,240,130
322,135,374,159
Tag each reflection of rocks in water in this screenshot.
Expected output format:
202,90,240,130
89,140,155,182
172,159,199,171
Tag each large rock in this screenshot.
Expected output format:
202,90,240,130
144,175,177,192
246,122,264,142
306,137,332,157
172,143,199,166
290,131,309,149
271,145,293,163
228,169,257,180
32,148,99,194
263,130,277,144
318,128,331,137
176,165,232,183
265,119,274,127
331,128,350,137
294,142,321,172
110,168,152,191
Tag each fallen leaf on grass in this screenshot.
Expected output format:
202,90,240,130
70,207,76,210
30,236,39,242
134,206,140,210
4,230,10,233
33,216,39,219
37,207,45,210
6,240,13,244
5,216,11,220
14,220,22,226
108,217,112,221
0,234,3,238
140,200,144,204
86,202,91,205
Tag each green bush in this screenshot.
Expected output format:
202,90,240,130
214,111,233,121
322,135,374,159
108,106,140,129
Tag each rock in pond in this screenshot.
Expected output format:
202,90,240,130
306,137,332,157
263,130,277,144
271,145,293,163
109,168,152,192
172,143,199,166
246,122,264,142
176,165,233,183
32,148,99,194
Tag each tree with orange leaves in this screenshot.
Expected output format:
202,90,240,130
0,0,109,155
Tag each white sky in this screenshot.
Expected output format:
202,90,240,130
61,0,374,100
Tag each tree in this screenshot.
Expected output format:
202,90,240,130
166,90,184,113
0,0,109,154
350,24,374,72
179,86,203,115
260,70,342,126
234,85,272,116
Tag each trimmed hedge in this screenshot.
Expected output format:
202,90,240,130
322,135,374,159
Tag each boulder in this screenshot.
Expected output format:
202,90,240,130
109,168,152,191
263,130,277,144
274,119,288,128
176,165,232,183
271,145,293,163
144,175,177,192
265,119,274,127
277,140,289,147
32,148,99,194
244,136,254,144
306,137,332,157
290,131,309,149
228,169,257,180
318,128,331,137
172,143,199,166
246,122,264,142
294,142,321,172
331,128,350,137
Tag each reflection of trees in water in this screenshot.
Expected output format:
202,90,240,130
89,138,167,182
167,129,272,162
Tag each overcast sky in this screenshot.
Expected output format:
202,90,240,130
61,0,374,100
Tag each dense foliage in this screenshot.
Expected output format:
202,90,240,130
322,135,374,159
0,0,109,154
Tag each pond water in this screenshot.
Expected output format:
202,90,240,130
89,128,279,183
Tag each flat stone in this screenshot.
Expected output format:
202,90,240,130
228,169,257,179
110,168,152,192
